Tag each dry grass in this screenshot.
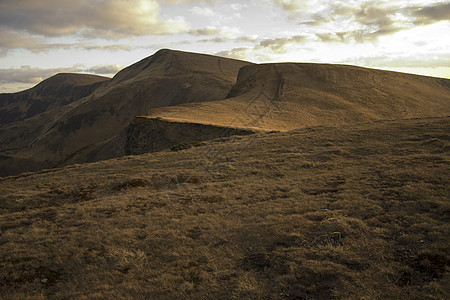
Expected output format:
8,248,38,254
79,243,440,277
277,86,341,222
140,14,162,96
147,63,450,131
0,116,449,299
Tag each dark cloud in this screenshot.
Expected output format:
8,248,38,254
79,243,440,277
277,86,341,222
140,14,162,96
0,0,189,39
413,2,450,25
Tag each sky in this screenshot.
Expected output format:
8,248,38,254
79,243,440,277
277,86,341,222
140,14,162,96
0,0,449,93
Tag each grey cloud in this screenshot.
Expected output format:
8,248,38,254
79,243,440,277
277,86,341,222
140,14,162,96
294,1,449,44
414,3,450,25
215,35,310,60
0,28,137,55
189,26,242,38
0,29,59,54
315,33,342,43
215,47,251,60
197,35,258,43
256,35,308,52
0,66,83,84
189,27,224,36
0,0,189,39
86,65,124,75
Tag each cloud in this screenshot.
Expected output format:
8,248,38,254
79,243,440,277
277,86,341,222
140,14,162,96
215,47,251,60
216,34,310,60
230,3,248,11
190,6,216,17
0,28,139,55
0,66,81,84
271,0,310,14
0,29,53,54
0,0,190,39
197,35,259,43
86,64,124,75
413,2,450,25
189,26,242,38
347,53,450,69
0,64,123,84
256,35,309,53
283,1,450,44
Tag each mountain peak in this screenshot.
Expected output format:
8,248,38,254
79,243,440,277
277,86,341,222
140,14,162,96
109,49,251,86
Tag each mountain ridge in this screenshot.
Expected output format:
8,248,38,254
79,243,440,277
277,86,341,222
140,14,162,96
0,49,449,176
148,62,450,131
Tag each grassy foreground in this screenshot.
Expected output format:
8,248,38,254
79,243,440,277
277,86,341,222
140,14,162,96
1,117,449,299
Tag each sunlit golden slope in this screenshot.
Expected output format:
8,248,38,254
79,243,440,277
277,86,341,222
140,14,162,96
148,63,450,131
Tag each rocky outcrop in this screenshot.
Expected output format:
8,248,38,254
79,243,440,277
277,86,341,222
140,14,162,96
124,117,255,155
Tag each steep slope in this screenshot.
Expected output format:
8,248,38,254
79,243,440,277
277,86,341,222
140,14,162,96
0,73,109,125
62,117,256,165
0,50,251,174
148,63,450,131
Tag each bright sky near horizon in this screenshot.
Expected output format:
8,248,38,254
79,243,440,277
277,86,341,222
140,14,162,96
0,0,449,93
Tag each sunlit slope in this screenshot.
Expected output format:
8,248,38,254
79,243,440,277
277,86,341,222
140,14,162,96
148,63,450,131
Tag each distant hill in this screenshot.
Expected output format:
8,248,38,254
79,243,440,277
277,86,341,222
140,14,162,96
0,49,449,176
0,73,108,125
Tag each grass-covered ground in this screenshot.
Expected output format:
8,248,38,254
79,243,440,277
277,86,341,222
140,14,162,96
1,117,449,299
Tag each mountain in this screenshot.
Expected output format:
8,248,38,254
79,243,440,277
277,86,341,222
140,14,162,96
0,49,449,177
147,63,450,131
0,50,251,176
0,73,109,125
0,49,449,298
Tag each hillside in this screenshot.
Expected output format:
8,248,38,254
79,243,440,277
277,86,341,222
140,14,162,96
0,50,251,175
0,73,109,125
147,63,450,131
0,116,448,299
0,49,449,177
